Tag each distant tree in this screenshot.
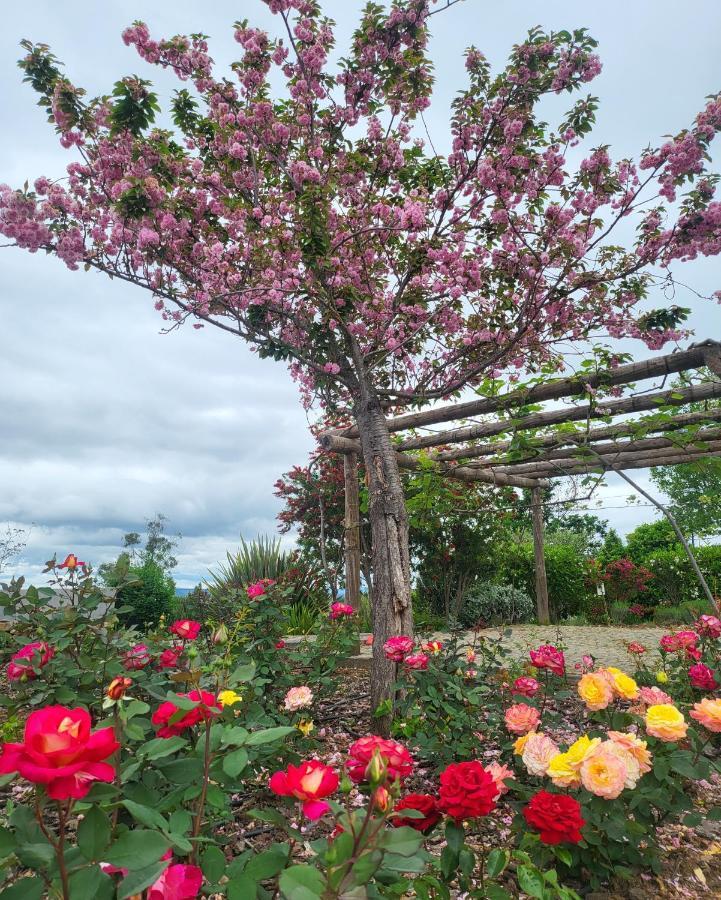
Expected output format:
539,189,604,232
0,524,30,575
99,514,180,625
597,528,626,566
650,459,721,543
625,519,678,563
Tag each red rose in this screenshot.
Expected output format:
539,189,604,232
269,759,339,820
0,706,118,800
158,646,184,670
392,793,441,833
523,790,585,845
383,636,414,661
346,735,414,784
529,645,565,676
123,643,152,670
58,554,85,570
169,619,201,641
437,761,498,821
152,690,221,738
689,663,719,691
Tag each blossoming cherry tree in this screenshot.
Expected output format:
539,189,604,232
3,0,721,722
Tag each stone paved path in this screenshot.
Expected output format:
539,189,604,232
356,625,670,671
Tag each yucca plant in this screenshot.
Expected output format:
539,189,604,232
207,535,291,595
206,536,327,611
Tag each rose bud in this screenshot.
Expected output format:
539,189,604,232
364,748,387,787
212,623,229,645
373,786,391,812
106,677,132,701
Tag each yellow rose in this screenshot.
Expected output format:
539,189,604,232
578,672,614,711
610,671,639,701
297,719,314,737
566,735,601,767
656,671,669,684
513,732,533,755
645,704,688,742
218,689,242,707
546,752,581,788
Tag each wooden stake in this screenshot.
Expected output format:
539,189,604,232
531,486,550,625
343,452,361,611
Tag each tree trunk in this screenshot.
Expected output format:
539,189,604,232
352,380,413,736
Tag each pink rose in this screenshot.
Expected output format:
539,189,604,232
486,761,513,798
696,615,721,639
6,642,55,681
403,652,429,670
689,663,718,691
148,863,203,900
512,676,539,697
529,645,565,676
330,602,354,619
384,636,414,662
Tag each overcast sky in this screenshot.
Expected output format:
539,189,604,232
2,1,720,586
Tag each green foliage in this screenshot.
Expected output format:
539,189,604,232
457,582,534,627
499,541,591,621
109,77,159,136
116,558,176,628
596,528,625,566
651,457,721,541
625,520,677,563
652,605,686,625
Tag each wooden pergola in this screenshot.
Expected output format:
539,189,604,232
321,340,721,624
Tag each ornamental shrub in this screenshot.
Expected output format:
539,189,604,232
501,542,591,620
116,557,176,627
457,582,534,627
653,605,687,625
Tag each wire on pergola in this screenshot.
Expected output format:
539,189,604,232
320,339,721,624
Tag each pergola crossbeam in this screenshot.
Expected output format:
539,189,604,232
395,381,721,452
321,342,721,629
341,340,721,438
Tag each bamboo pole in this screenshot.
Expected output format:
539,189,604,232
343,453,361,611
395,381,721,452
531,486,550,625
340,341,720,438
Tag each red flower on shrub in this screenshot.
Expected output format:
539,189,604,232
0,706,118,799
627,641,646,655
529,645,565,676
58,553,85,570
523,790,585,845
148,862,203,900
346,735,414,784
169,619,201,641
403,652,429,670
123,643,152,670
158,646,184,670
383,636,414,661
275,639,286,649
392,793,441,832
661,630,698,653
6,641,55,681
269,759,338,819
152,690,221,738
330,602,354,619
512,676,539,697
438,761,498,821
246,579,275,599
689,663,719,691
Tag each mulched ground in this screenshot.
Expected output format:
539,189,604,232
230,668,721,899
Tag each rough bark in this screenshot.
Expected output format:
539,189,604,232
352,379,413,737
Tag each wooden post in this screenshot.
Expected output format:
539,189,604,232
531,486,550,625
343,452,361,611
